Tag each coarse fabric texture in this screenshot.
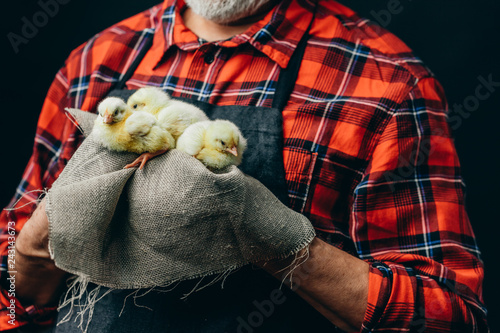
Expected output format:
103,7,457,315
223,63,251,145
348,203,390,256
45,108,315,290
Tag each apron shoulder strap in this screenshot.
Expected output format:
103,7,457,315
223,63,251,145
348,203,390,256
271,33,309,111
114,36,155,91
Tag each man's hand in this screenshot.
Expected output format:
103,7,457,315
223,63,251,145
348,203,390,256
260,237,369,332
14,199,67,306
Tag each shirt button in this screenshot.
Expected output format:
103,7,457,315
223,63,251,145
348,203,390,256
204,53,215,64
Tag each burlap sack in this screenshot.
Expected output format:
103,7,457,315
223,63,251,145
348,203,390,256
45,109,315,290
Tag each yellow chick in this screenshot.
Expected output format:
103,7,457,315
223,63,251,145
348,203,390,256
176,120,247,170
127,86,170,115
127,87,209,140
93,97,175,169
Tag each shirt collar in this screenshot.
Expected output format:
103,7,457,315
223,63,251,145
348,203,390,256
151,0,316,69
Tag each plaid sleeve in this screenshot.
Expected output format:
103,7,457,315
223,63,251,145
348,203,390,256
0,6,165,330
0,59,76,330
355,77,488,332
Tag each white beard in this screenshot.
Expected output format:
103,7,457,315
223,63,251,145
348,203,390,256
184,0,274,24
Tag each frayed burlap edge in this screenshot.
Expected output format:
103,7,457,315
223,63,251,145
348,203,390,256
53,232,314,333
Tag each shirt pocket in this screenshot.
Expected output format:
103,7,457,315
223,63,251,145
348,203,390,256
283,146,318,214
305,152,364,235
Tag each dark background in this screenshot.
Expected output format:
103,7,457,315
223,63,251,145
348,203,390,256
1,0,498,331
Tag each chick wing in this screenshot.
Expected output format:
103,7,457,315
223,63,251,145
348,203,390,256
176,121,211,156
125,111,156,137
156,100,209,140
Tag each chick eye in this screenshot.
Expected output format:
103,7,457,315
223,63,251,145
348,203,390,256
220,140,226,146
133,104,138,109
113,110,118,115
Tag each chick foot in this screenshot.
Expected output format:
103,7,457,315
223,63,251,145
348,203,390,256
124,149,168,170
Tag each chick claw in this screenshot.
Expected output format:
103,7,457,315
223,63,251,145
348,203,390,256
124,149,168,170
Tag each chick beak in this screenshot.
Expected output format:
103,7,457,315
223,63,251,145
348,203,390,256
226,146,238,157
103,110,114,124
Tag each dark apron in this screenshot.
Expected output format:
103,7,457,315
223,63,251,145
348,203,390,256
47,23,337,333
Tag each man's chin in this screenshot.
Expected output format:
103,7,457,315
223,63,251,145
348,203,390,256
184,0,275,25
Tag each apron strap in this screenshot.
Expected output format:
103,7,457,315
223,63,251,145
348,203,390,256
271,33,309,111
113,35,154,90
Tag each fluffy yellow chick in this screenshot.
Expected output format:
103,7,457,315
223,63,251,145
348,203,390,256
176,120,247,170
93,97,175,169
127,86,170,115
127,87,209,140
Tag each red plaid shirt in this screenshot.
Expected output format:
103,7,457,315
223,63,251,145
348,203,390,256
0,0,487,331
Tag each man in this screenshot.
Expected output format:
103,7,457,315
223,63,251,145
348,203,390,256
0,0,488,331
